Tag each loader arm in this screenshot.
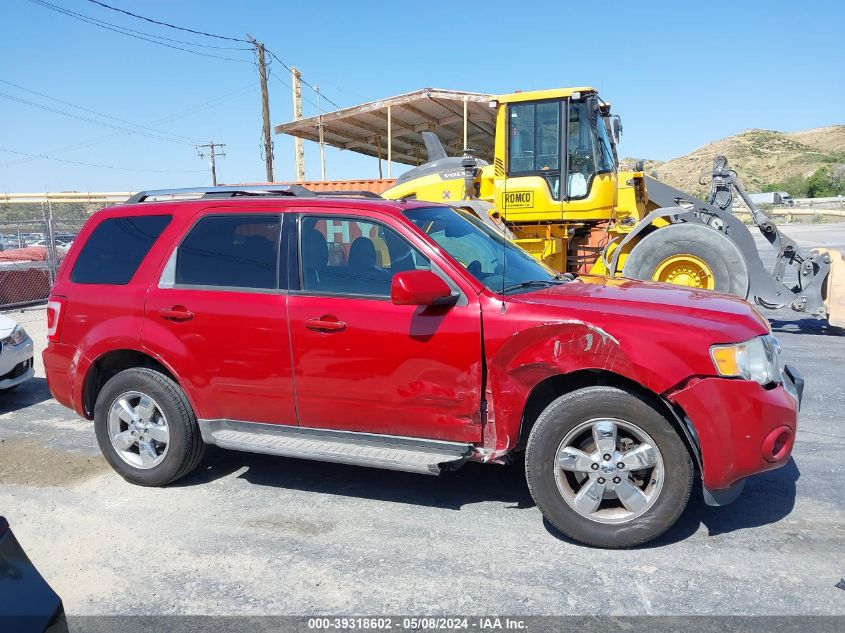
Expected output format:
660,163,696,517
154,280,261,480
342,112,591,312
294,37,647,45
639,157,839,325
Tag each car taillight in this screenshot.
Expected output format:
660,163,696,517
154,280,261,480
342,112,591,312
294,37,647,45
46,296,66,342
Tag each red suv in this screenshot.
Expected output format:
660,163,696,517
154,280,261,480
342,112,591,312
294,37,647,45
43,186,802,548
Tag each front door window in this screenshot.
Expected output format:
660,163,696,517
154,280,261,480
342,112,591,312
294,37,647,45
300,216,430,297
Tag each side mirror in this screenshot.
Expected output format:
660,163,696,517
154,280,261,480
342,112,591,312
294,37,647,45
391,270,457,307
611,115,622,145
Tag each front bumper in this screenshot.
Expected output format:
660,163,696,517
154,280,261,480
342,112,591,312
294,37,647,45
666,364,801,498
0,334,34,390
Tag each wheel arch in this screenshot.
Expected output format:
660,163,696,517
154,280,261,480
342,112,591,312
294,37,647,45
82,348,183,419
515,369,702,475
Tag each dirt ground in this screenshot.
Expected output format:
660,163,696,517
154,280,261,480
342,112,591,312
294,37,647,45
0,223,843,617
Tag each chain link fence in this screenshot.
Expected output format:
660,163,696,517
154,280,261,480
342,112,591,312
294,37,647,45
0,201,94,309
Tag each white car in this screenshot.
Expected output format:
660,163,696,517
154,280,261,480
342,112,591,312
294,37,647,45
0,314,34,390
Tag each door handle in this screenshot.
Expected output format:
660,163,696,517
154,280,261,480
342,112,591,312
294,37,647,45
304,317,346,332
159,306,194,322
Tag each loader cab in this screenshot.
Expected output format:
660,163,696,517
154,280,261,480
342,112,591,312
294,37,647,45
494,88,618,221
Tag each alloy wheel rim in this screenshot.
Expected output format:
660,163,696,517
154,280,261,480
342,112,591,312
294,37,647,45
107,391,170,470
554,418,664,525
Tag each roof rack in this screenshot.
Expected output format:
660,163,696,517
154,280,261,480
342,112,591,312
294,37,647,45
126,185,317,204
312,190,383,199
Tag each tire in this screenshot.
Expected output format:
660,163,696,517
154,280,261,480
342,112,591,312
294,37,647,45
525,386,693,548
94,367,205,486
623,222,750,297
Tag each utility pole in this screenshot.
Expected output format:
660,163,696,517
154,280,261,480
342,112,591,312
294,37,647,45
196,142,226,186
248,35,274,183
316,85,326,180
291,66,305,182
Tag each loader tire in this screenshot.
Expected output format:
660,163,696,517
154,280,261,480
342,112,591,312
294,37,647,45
623,222,750,297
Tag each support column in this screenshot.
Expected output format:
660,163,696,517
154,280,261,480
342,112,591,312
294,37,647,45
463,97,468,150
387,106,392,178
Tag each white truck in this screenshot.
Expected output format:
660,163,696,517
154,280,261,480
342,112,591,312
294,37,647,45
748,191,794,206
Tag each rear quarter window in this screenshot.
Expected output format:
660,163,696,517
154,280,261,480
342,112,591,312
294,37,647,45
71,215,171,285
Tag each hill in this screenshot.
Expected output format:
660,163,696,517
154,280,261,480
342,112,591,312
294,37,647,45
625,125,845,197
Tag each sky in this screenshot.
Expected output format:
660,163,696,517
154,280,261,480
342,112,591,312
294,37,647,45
1,0,843,192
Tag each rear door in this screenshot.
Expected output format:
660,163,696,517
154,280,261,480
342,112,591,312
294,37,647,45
286,210,483,442
142,209,296,425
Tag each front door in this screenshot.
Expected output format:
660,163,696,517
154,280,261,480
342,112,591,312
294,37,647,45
287,212,483,442
143,210,296,425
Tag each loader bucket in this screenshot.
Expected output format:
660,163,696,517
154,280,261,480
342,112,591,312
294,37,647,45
819,248,845,329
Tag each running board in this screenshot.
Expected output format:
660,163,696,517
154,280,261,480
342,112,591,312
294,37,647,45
199,419,476,475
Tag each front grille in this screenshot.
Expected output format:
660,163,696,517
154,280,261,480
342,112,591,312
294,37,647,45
1,358,32,380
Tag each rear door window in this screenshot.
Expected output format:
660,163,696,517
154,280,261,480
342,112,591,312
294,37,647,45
71,215,171,285
174,214,281,290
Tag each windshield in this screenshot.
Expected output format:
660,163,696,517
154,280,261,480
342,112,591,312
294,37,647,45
405,206,560,293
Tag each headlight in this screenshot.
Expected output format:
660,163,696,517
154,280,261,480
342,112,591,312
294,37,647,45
1,325,27,347
710,335,781,385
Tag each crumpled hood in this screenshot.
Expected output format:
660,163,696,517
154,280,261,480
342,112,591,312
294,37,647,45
0,314,19,339
508,275,770,343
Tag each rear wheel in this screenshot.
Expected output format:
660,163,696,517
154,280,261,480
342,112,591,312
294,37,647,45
94,368,205,486
623,222,749,297
525,386,693,548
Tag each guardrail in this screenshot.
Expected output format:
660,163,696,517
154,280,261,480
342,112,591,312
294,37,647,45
733,207,845,219
0,192,134,205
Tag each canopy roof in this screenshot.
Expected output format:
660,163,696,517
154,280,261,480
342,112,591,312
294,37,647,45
274,88,497,165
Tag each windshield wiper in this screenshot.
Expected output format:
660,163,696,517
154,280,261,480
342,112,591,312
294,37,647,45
501,279,565,294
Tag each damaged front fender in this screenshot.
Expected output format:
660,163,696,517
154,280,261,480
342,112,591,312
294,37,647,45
478,293,718,458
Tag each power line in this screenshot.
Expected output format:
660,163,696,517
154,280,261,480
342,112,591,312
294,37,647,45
0,91,197,146
83,0,345,109
265,48,342,110
268,70,319,110
86,0,249,43
27,0,253,64
0,147,206,173
0,79,201,145
40,0,250,50
3,84,257,168
70,13,250,50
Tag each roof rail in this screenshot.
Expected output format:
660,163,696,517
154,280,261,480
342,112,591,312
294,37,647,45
313,190,383,199
126,185,316,204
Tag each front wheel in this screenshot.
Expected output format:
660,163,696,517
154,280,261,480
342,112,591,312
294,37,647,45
525,386,693,548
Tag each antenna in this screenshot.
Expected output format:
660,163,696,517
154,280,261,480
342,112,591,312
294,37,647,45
501,157,507,313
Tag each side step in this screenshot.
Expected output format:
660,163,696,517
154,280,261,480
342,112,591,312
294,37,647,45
199,419,476,475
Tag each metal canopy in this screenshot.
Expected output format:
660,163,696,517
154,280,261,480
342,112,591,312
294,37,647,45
274,88,496,167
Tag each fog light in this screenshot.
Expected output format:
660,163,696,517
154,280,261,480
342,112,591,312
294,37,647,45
761,426,793,463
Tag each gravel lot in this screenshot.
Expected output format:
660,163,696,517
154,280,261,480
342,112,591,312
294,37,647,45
1,223,843,616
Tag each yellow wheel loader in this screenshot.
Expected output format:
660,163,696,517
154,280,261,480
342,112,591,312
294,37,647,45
379,87,844,327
